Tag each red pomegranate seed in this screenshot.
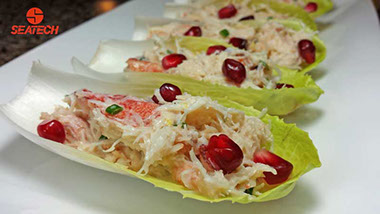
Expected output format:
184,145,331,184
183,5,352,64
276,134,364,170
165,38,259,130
199,134,243,174
159,83,182,102
37,119,66,143
239,15,255,21
206,45,227,55
152,95,159,104
298,39,316,64
218,4,237,19
304,2,318,13
222,58,246,84
161,54,187,69
229,37,247,50
253,149,293,185
276,83,294,89
184,26,202,37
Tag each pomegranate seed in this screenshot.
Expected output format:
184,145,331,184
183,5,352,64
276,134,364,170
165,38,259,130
304,2,318,13
218,4,237,19
159,83,182,102
206,45,227,55
184,26,202,37
200,134,243,174
276,83,294,89
239,15,255,21
229,37,247,50
152,95,159,104
253,149,293,185
222,59,246,84
37,120,66,143
161,54,187,69
298,39,316,64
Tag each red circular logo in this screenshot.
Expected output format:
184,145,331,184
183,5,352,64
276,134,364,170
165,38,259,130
26,7,44,25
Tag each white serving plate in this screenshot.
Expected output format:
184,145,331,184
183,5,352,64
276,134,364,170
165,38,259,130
0,0,379,213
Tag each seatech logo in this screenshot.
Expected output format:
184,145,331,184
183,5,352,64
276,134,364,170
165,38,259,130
11,7,59,35
26,8,44,25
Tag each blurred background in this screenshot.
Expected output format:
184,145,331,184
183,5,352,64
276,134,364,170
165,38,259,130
0,0,129,66
0,0,379,66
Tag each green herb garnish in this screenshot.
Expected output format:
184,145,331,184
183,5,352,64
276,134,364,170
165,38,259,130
181,122,187,129
267,16,274,20
219,29,229,38
99,135,108,140
106,104,123,115
259,60,267,68
166,49,173,54
244,187,254,195
138,56,146,61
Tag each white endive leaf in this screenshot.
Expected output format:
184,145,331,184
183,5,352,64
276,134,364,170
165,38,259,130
89,39,154,73
0,62,154,176
132,16,195,41
72,57,126,83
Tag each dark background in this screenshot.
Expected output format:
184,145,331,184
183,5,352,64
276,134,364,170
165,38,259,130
0,0,128,66
0,0,379,66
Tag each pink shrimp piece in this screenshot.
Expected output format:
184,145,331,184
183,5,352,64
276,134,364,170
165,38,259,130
174,141,193,159
126,58,164,73
172,161,201,188
71,89,159,126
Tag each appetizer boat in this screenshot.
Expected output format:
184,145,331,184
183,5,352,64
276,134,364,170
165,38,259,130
1,62,320,203
39,87,289,199
129,37,278,89
167,0,333,19
72,37,323,115
135,17,326,71
165,0,317,30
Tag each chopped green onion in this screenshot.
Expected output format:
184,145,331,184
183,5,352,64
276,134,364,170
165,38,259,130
267,16,273,20
106,104,123,115
166,49,173,54
219,29,230,38
99,135,108,140
138,56,146,61
173,123,178,127
181,122,187,129
244,187,254,195
259,60,267,68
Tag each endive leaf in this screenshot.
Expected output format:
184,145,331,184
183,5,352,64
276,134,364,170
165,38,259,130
0,62,320,203
165,0,317,30
72,39,323,115
132,17,326,73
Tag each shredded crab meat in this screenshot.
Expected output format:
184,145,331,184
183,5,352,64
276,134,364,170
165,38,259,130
179,0,289,23
148,20,314,69
148,21,257,43
252,22,313,69
41,89,274,199
126,41,277,89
